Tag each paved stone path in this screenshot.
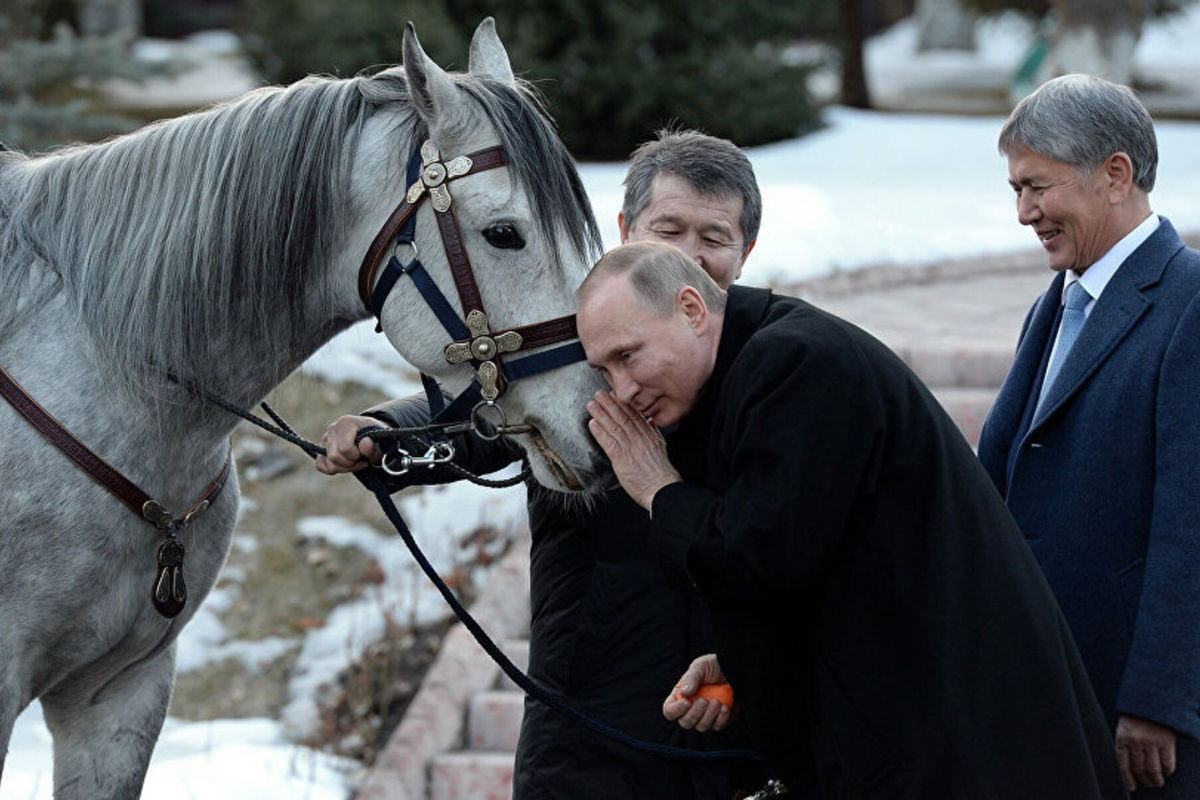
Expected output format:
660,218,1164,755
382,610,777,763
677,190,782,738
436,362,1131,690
788,246,1048,364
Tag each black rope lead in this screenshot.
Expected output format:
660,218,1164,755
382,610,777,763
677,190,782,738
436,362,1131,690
355,466,763,765
185,376,532,488
191,381,762,764
353,425,532,488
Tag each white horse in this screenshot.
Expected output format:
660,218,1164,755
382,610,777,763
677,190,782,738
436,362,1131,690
0,19,606,798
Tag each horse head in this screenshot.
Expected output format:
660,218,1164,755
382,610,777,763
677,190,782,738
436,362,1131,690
348,20,611,494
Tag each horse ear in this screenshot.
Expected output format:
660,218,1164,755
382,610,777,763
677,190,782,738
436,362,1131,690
468,17,516,87
403,21,468,135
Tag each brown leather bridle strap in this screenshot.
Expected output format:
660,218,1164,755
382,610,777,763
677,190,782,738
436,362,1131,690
183,459,233,520
357,145,508,314
507,314,579,352
0,364,231,526
462,146,507,174
358,200,419,310
435,203,485,315
0,365,148,515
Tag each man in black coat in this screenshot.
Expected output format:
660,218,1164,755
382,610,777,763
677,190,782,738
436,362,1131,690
318,131,763,798
581,240,1129,798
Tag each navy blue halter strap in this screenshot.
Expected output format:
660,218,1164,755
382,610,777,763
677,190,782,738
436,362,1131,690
381,256,472,342
503,341,587,383
419,340,588,430
368,147,451,333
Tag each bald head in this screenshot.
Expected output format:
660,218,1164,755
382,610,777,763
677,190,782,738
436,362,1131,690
579,241,727,317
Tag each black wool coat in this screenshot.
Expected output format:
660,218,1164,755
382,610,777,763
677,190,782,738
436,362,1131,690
364,400,761,798
651,286,1128,799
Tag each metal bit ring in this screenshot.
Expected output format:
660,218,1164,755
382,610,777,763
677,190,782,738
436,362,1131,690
470,401,508,442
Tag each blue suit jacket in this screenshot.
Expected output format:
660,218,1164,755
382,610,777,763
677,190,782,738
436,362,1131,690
978,217,1200,742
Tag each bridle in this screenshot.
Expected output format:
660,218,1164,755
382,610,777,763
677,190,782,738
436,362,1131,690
0,364,231,619
357,138,589,453
72,134,769,777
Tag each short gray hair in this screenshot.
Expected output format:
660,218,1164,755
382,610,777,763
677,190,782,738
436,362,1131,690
580,241,727,316
621,129,761,252
999,74,1158,192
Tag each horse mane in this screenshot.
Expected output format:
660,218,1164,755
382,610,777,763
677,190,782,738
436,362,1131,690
0,66,601,397
358,68,603,270
456,76,603,272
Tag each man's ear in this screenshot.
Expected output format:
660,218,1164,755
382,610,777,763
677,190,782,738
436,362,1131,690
677,286,708,330
1101,152,1135,203
618,212,631,244
734,239,757,282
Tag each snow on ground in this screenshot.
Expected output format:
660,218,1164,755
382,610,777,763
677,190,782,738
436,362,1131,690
279,471,528,735
306,105,1200,401
6,7,1200,799
2,715,358,800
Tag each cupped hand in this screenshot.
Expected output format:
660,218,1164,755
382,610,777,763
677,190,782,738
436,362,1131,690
586,391,680,509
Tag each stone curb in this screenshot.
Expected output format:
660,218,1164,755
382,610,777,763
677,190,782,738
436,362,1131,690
787,231,1200,300
354,529,532,800
783,246,1048,299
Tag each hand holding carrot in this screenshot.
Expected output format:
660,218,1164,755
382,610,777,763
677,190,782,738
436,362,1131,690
663,653,735,733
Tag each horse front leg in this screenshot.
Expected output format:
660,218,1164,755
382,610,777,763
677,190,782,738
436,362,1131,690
0,683,14,787
40,644,176,800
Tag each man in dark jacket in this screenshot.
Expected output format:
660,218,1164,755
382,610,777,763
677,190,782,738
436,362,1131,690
581,240,1128,798
977,74,1200,797
318,131,764,798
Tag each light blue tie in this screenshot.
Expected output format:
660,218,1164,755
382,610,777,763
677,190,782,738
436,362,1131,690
1037,280,1091,415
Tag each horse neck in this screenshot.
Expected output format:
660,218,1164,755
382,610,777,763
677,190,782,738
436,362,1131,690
2,271,355,446
2,79,388,422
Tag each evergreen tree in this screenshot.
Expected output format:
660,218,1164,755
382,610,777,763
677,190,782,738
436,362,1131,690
0,2,176,153
238,0,466,85
238,0,825,159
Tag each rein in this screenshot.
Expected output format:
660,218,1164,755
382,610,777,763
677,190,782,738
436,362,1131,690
355,465,765,766
187,380,531,490
199,389,763,766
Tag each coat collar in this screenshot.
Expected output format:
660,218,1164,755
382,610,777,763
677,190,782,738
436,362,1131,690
712,285,774,385
671,285,773,457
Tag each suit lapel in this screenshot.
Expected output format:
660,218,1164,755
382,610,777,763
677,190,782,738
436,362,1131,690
1029,286,1147,428
988,274,1062,457
1028,218,1183,431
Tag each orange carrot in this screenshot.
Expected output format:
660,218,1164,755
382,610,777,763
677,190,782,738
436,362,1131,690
675,682,735,708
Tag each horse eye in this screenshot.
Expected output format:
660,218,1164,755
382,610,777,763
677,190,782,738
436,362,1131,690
482,223,525,250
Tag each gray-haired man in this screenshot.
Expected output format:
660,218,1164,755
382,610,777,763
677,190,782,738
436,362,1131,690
319,130,764,798
979,74,1200,797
